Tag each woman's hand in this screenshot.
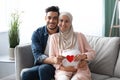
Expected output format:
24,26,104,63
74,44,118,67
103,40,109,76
59,65,77,72
81,54,87,60
74,54,87,61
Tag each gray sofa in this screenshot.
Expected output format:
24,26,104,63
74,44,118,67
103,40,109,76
15,35,120,80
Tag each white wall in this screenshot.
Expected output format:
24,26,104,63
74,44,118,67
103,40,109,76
0,0,104,45
18,0,104,44
0,31,9,56
0,32,15,78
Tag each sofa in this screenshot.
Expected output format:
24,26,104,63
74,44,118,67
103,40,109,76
15,35,120,80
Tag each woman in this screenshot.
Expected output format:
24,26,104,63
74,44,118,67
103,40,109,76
49,12,96,80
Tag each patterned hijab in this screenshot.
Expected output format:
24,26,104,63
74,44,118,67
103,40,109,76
59,12,77,50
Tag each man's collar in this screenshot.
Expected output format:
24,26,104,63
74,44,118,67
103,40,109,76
44,26,49,36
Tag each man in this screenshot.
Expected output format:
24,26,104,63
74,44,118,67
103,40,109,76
21,6,60,80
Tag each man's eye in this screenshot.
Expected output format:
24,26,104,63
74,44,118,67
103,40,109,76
48,17,51,19
53,17,58,20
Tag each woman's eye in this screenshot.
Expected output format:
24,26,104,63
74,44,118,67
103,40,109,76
60,20,63,22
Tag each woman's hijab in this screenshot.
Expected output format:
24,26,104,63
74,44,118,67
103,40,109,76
59,12,77,50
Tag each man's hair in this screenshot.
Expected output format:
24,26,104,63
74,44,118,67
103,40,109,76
45,6,60,16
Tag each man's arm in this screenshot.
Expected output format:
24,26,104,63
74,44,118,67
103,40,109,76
31,30,48,65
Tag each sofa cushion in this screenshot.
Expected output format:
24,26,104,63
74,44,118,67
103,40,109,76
85,35,120,76
91,73,110,80
114,48,120,78
105,77,120,80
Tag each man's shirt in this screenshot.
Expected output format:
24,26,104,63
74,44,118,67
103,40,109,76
31,26,59,65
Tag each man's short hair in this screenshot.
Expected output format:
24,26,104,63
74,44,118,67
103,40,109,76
45,6,60,16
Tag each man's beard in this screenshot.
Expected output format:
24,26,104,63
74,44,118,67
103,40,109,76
48,26,57,30
47,23,57,30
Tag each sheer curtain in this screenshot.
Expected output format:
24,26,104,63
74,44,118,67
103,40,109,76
0,0,104,44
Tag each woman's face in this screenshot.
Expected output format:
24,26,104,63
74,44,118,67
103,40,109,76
58,15,71,32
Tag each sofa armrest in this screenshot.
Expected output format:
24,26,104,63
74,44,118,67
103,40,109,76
15,43,34,80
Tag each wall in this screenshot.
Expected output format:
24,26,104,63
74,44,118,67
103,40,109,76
0,31,15,79
0,0,104,44
0,31,9,56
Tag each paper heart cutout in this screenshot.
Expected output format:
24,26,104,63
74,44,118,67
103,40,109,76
66,55,74,62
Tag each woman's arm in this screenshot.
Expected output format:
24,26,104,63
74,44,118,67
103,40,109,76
78,32,96,61
49,34,65,69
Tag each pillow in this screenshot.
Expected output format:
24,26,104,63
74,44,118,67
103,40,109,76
86,35,120,76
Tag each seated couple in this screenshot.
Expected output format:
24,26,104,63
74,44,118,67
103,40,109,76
21,6,95,80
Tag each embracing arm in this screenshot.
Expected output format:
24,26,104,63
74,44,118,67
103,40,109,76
59,65,77,72
74,33,96,69
31,31,46,65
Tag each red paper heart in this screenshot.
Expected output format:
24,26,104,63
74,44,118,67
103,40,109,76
66,55,74,62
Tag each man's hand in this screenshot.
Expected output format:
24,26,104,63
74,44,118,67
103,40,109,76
78,60,87,69
53,56,65,64
81,54,87,60
59,65,77,72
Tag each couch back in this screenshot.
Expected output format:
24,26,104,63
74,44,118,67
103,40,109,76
15,43,34,80
85,35,120,77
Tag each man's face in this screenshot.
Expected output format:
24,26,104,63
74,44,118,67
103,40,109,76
45,11,59,31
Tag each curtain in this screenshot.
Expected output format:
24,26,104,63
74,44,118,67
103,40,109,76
105,0,120,37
